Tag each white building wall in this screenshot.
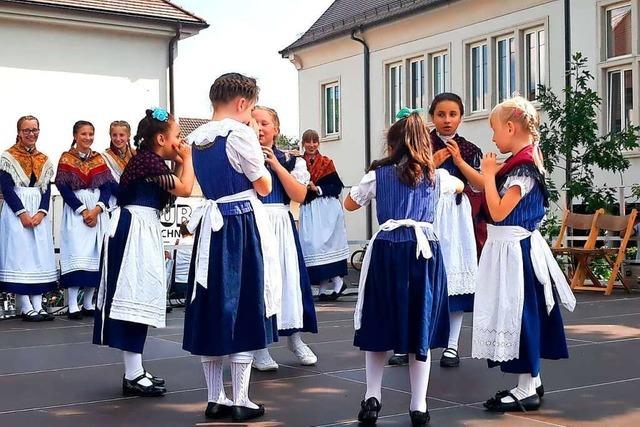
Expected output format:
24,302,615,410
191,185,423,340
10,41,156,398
0,8,174,169
293,0,640,242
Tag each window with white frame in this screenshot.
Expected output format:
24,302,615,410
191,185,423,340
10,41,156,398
524,28,545,101
409,58,425,109
388,63,404,123
607,67,633,132
322,81,340,137
496,36,516,102
470,43,488,112
431,52,449,97
606,3,632,59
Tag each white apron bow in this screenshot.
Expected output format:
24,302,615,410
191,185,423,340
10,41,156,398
354,219,435,330
187,189,282,318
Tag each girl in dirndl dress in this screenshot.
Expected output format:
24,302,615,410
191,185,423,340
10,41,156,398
250,106,318,372
93,108,194,397
299,130,349,300
430,93,485,368
0,115,57,322
473,97,575,413
102,120,135,208
345,109,463,427
183,73,281,423
56,121,114,319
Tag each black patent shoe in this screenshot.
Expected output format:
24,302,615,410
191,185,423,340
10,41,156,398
67,310,83,320
439,348,460,368
537,384,544,398
122,374,166,397
144,370,165,387
358,396,381,425
231,404,265,422
22,310,42,322
81,307,95,317
409,409,430,426
205,402,232,419
388,354,409,366
38,309,55,321
484,391,540,412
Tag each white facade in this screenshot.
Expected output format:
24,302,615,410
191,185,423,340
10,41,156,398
0,3,199,167
290,0,640,244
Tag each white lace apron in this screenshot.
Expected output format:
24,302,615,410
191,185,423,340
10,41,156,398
472,224,576,362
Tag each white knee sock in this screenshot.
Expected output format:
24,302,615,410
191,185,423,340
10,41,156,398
230,352,258,409
501,373,537,403
67,287,80,313
18,294,34,314
319,279,333,295
533,374,542,388
364,351,387,402
30,295,43,312
83,288,95,310
123,351,151,386
332,276,344,293
253,347,275,363
288,332,306,350
447,311,464,351
201,356,232,405
409,352,431,412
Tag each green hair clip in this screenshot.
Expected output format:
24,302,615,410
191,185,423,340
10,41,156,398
395,107,423,120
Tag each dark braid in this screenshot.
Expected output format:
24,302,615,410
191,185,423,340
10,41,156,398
209,72,259,106
133,109,174,151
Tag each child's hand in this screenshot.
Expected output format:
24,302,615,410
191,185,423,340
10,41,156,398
433,148,451,167
262,146,280,169
31,212,45,227
173,140,191,161
481,153,502,176
446,140,463,166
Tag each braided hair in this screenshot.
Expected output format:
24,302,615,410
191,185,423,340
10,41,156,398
133,110,174,151
490,96,544,173
71,120,95,148
209,72,259,107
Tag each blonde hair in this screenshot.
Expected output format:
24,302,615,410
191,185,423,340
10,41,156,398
490,96,545,173
109,120,131,135
253,105,280,144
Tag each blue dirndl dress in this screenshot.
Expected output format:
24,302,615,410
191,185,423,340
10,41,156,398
259,149,317,336
487,172,568,375
182,131,278,357
352,167,451,361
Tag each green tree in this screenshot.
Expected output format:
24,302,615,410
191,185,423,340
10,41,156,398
275,134,300,152
537,52,639,213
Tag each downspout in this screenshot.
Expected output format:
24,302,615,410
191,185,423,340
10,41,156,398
168,24,182,115
351,27,373,240
564,0,572,211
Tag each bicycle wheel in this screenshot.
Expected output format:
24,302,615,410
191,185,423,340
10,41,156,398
350,249,366,271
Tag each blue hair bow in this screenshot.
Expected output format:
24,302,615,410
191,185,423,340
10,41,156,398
395,107,423,120
151,107,169,122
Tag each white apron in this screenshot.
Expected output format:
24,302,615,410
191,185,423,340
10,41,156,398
434,192,478,296
299,197,349,266
265,204,304,331
354,219,435,330
101,152,123,208
472,225,576,362
97,205,166,328
0,187,57,284
187,189,282,318
59,189,108,275
174,235,194,284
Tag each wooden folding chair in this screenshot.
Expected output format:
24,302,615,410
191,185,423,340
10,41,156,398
551,209,603,284
571,209,638,295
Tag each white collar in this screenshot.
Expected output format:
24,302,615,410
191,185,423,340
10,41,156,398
187,118,252,146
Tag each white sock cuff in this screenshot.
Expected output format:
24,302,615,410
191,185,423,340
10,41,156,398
230,351,254,364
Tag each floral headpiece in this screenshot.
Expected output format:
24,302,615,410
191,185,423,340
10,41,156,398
151,107,169,122
395,107,423,121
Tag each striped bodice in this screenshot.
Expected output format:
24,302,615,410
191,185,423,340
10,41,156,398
192,134,253,216
374,165,440,242
495,181,546,231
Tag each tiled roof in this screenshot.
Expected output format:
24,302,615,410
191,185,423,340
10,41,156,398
280,0,450,55
2,0,208,27
179,117,209,139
